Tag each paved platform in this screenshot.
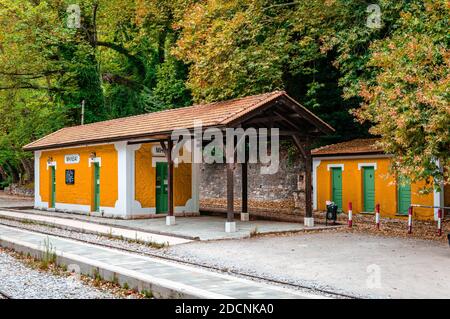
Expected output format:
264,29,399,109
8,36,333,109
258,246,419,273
0,224,324,299
0,209,191,246
4,208,332,241
0,192,33,209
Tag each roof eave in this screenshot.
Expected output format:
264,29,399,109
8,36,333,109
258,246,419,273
311,151,387,158
22,124,229,152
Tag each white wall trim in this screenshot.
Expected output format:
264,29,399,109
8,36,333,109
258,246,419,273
312,159,321,210
100,205,126,218
358,163,377,170
114,141,130,217
129,143,142,215
34,151,43,208
46,161,57,170
55,202,91,214
131,200,154,215
88,157,101,167
35,202,49,210
152,156,167,167
52,202,124,218
327,164,344,171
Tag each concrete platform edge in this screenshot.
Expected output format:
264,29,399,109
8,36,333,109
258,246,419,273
0,233,230,299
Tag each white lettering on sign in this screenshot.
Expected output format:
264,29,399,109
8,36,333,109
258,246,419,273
152,145,165,157
64,154,80,164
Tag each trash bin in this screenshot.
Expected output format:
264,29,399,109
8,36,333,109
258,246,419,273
326,202,338,225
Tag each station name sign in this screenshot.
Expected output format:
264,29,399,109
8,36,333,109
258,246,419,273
152,145,166,157
64,154,80,164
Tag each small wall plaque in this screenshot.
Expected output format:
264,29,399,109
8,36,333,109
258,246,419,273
64,154,80,164
152,145,166,157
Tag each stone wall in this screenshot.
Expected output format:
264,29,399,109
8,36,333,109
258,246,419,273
199,146,307,219
4,183,34,197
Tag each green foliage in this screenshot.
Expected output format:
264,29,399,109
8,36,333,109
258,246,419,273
355,0,449,186
0,0,447,186
0,90,65,185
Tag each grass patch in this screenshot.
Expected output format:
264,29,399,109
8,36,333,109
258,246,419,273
39,237,57,270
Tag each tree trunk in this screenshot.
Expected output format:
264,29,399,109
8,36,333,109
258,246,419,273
21,158,34,184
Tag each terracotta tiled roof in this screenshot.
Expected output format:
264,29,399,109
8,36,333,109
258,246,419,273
311,138,384,156
24,91,333,151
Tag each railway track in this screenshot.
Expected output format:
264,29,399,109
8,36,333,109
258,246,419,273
0,290,12,299
0,219,357,299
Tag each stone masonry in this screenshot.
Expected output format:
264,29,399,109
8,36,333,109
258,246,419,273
200,146,308,220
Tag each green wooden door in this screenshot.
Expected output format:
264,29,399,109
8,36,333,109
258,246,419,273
363,167,375,212
155,162,168,214
398,178,411,215
331,167,343,210
93,163,100,212
50,166,56,208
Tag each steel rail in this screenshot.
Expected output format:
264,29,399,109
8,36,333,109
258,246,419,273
0,219,357,299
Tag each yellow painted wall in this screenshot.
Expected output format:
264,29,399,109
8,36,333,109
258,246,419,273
315,157,434,220
135,144,192,208
445,184,450,208
40,144,118,209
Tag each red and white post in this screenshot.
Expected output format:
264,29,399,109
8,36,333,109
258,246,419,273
408,206,413,234
348,202,353,228
437,209,443,236
375,203,380,230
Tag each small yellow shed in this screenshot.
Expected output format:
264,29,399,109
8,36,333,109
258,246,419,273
312,139,445,221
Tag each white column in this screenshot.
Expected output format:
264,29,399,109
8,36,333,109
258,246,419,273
34,151,43,208
130,144,142,214
115,142,134,218
312,159,321,211
191,162,200,213
433,160,444,221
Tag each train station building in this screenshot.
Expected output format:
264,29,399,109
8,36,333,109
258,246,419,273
24,91,333,232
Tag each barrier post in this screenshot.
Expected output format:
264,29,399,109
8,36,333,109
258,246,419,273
348,202,353,228
437,209,442,236
375,203,380,230
408,206,413,234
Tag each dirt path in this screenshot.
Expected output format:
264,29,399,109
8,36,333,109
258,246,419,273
166,231,450,299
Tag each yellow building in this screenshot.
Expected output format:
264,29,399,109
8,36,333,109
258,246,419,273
27,141,196,219
312,139,445,221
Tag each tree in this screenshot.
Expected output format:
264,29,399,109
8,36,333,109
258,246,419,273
173,0,412,142
354,0,449,187
0,90,65,185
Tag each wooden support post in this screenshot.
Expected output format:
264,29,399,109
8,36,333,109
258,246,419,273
304,145,313,220
225,162,237,232
227,163,234,222
167,138,174,217
162,139,175,225
241,143,249,221
241,161,248,213
292,135,314,227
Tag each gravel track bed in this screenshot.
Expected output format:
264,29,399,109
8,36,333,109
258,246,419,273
0,249,119,299
0,217,341,299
